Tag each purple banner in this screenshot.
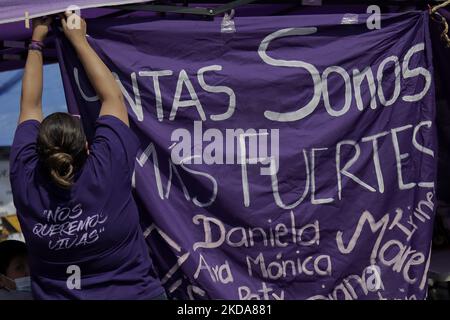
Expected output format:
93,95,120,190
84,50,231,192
56,11,437,300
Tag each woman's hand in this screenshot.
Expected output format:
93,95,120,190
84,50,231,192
0,274,15,291
31,17,52,42
61,12,87,47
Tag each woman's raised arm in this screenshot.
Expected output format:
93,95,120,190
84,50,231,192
19,18,52,124
61,12,129,126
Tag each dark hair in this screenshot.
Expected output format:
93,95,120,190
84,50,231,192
0,240,27,275
37,113,87,189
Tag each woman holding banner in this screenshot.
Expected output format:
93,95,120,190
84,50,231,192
9,13,166,300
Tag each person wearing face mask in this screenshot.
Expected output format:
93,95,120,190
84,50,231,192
0,240,32,300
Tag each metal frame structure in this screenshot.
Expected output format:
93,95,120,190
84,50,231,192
117,0,259,17
1,0,448,65
112,0,449,18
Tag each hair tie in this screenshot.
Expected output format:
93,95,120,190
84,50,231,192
29,40,44,52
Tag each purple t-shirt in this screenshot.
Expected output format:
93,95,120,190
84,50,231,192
9,115,164,300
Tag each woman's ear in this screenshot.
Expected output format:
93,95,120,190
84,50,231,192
85,141,90,155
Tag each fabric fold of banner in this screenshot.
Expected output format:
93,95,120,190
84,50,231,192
55,11,437,300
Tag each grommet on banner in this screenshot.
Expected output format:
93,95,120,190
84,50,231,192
221,9,236,34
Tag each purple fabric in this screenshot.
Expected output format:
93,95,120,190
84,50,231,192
56,11,437,300
0,0,150,24
9,117,164,300
0,3,430,72
432,9,450,203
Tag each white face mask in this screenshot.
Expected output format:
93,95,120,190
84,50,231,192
14,276,31,292
1,274,31,292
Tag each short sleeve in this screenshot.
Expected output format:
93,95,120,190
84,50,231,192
90,115,139,176
9,120,40,178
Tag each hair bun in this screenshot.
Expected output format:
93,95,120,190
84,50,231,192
47,152,75,188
